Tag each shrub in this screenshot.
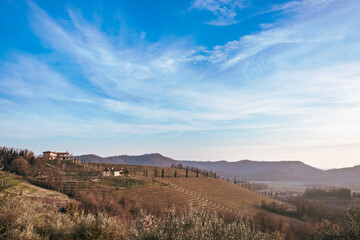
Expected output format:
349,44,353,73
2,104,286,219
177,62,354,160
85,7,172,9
0,195,126,240
313,205,360,240
130,205,284,240
9,156,29,175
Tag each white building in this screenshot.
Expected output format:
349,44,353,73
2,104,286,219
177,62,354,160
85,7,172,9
103,167,125,177
43,151,69,160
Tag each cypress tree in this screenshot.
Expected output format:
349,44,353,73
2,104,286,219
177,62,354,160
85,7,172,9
186,167,188,178
161,168,164,178
174,170,177,178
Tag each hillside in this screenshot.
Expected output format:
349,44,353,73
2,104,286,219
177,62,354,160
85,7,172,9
160,177,296,216
0,149,321,239
77,153,360,185
18,159,291,219
0,171,71,207
0,169,286,240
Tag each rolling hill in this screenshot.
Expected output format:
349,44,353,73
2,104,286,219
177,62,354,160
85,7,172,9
76,153,360,186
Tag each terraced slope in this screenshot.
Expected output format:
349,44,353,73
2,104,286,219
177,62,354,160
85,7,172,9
161,177,294,216
114,185,206,211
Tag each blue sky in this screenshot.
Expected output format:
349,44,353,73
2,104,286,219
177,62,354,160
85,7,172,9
1,0,360,168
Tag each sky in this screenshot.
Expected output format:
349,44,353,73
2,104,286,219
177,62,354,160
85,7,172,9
1,0,360,169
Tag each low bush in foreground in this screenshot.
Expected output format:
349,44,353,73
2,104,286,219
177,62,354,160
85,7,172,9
312,205,360,240
0,193,284,240
0,196,126,240
130,205,284,240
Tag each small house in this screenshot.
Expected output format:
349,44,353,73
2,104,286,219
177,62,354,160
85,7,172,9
43,151,69,160
102,167,125,177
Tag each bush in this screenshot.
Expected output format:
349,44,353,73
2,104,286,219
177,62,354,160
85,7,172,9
305,187,352,200
290,197,343,222
9,156,29,175
0,147,34,171
313,205,360,240
0,195,126,240
130,205,284,240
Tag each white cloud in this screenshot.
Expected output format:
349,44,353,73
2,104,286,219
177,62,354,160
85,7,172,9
270,0,336,14
0,55,91,103
190,0,245,26
2,0,360,167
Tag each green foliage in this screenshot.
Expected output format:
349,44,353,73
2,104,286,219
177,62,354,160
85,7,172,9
101,177,147,188
0,147,34,172
0,173,11,191
130,205,284,240
0,172,19,191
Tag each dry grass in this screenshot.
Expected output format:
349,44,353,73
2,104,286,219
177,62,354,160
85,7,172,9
1,171,71,207
113,185,207,214
161,177,295,216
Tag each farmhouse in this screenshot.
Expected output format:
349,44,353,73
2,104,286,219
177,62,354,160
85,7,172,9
102,167,125,177
43,151,69,160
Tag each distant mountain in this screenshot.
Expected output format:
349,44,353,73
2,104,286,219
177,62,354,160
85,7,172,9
77,153,176,166
75,153,360,185
323,165,360,186
77,154,105,163
181,160,323,182
106,153,177,166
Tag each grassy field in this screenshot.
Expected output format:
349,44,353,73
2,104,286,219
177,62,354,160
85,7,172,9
0,171,71,207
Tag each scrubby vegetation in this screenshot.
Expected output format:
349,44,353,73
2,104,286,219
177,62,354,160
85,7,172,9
130,205,284,240
0,195,127,240
2,146,360,239
291,197,343,222
312,205,360,240
0,190,282,240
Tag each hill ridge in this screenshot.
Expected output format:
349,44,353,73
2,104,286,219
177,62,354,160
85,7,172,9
76,153,360,185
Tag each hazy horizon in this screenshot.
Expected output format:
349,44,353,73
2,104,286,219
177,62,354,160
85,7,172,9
1,0,360,169
22,149,353,170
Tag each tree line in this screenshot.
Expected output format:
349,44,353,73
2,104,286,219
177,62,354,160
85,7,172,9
305,187,352,200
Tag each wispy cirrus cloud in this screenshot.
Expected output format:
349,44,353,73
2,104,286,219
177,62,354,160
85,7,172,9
0,55,90,103
1,0,360,167
269,0,336,14
189,0,246,26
